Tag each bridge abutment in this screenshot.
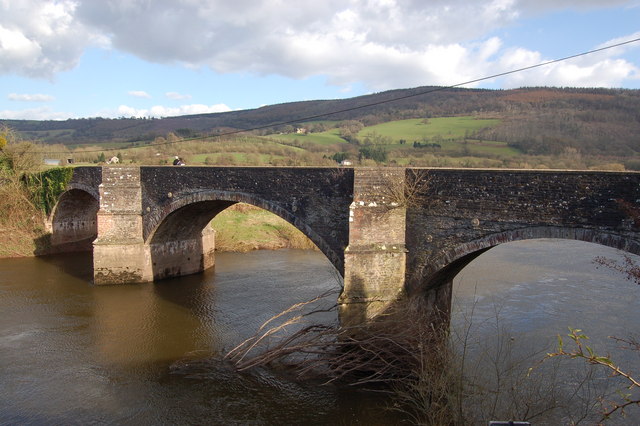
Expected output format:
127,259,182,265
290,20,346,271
340,168,408,327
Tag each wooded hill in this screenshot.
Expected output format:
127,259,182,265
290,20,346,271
2,86,640,157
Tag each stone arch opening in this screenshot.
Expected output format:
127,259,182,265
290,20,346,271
210,203,319,252
145,191,338,281
48,187,99,251
412,226,640,318
418,226,640,291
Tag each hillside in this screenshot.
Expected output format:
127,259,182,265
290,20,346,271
3,86,639,158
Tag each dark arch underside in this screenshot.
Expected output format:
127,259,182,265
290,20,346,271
150,200,236,243
415,226,640,293
146,192,343,274
50,188,99,251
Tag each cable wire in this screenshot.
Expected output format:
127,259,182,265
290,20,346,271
40,36,640,155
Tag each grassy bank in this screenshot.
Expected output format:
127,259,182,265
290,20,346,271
0,179,47,257
0,193,316,258
0,134,52,257
210,203,317,252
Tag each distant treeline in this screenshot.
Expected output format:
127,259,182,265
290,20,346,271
2,87,639,156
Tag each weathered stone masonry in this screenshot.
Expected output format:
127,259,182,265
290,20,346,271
340,168,408,326
93,166,152,284
49,166,640,325
139,166,355,275
405,169,640,315
46,167,101,251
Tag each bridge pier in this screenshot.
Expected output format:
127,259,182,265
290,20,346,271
93,167,153,284
149,227,216,280
339,168,408,327
92,166,218,285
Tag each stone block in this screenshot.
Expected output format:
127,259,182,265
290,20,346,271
93,242,152,285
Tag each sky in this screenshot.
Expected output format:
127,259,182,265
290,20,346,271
1,0,639,121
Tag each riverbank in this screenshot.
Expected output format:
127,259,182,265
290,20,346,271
210,203,317,252
0,201,315,258
0,180,48,258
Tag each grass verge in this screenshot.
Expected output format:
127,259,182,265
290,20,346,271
0,179,47,257
210,203,317,252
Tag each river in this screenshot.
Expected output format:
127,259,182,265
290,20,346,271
0,240,638,424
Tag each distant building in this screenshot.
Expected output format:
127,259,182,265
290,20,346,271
45,158,75,166
340,160,353,166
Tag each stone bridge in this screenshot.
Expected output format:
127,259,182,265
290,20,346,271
49,166,640,325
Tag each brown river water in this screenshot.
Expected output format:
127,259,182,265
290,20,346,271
0,240,638,424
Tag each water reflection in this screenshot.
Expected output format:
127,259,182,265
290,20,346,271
0,240,638,424
451,239,640,424
453,239,640,352
0,250,401,424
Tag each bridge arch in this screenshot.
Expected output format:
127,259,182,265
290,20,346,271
48,184,100,250
145,190,342,274
414,226,640,294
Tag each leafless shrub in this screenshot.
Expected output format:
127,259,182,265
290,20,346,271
380,168,431,209
2,141,43,177
226,289,612,424
0,128,48,256
563,200,640,421
595,254,640,285
592,197,640,320
0,177,44,256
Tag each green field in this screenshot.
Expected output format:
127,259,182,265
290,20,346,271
210,204,316,251
42,114,631,170
357,117,500,143
270,128,348,146
270,117,505,149
189,152,286,165
352,117,520,157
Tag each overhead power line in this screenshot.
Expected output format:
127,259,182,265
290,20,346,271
43,36,640,155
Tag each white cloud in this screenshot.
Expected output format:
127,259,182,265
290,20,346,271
166,92,192,100
0,107,72,120
8,93,55,102
117,103,231,118
595,31,640,58
499,55,639,88
71,0,639,90
518,0,634,13
1,0,638,91
0,0,96,78
128,90,152,99
494,32,640,88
